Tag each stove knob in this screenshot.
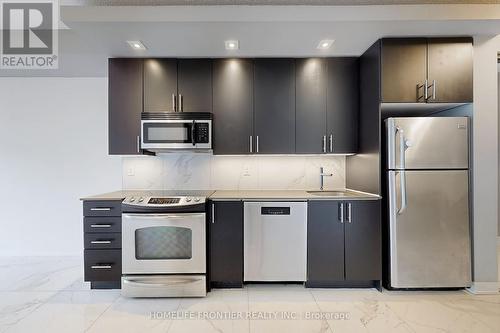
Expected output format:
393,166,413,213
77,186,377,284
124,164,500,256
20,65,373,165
138,197,144,202
194,197,200,202
129,197,135,202
186,197,192,202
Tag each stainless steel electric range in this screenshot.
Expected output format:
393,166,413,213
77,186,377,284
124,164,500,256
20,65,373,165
121,191,213,298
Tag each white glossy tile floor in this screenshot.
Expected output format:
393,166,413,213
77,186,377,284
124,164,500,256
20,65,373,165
0,255,499,333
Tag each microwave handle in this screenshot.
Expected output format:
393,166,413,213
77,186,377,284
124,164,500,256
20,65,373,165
191,121,196,146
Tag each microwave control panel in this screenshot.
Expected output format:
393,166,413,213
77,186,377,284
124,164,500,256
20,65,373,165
196,123,210,143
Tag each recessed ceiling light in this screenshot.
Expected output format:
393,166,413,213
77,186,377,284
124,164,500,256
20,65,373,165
225,40,239,50
317,39,334,50
127,40,147,50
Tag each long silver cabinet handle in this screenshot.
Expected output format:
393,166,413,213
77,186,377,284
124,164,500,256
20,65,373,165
91,240,112,244
322,135,326,153
256,136,259,153
172,94,176,111
347,203,352,223
249,136,253,153
339,203,344,223
91,265,112,270
211,204,215,224
90,224,111,228
432,79,436,100
179,94,183,112
424,79,429,100
329,134,333,153
136,136,140,153
90,208,111,211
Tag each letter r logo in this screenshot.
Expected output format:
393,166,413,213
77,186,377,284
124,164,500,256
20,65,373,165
2,2,53,54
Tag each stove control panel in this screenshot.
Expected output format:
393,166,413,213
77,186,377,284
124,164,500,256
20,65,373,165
123,196,206,207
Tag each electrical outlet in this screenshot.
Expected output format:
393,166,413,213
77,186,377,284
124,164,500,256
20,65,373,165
243,166,251,176
127,167,135,176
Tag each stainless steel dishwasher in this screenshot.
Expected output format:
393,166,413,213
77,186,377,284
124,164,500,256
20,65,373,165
244,202,307,282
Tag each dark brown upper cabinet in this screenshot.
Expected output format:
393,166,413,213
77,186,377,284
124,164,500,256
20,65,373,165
381,38,427,103
143,59,177,112
296,58,327,154
381,37,473,103
253,59,296,154
177,59,213,112
327,58,359,154
427,38,473,103
212,59,254,155
108,58,144,155
143,59,212,113
296,58,359,154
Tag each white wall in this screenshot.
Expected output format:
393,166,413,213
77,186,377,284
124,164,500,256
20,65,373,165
122,155,345,191
0,78,122,256
470,35,500,291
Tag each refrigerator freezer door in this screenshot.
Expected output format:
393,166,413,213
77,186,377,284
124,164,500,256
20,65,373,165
388,170,471,288
386,117,469,170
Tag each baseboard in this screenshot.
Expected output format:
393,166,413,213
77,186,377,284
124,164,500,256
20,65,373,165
466,282,500,295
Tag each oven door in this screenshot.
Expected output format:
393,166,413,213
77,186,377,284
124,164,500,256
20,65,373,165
122,213,206,274
141,120,195,150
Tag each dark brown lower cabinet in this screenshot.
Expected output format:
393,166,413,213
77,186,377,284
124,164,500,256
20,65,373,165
82,200,122,289
307,200,381,288
208,201,244,288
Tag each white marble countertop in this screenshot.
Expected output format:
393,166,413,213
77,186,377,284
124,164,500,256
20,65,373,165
81,189,380,201
209,189,381,201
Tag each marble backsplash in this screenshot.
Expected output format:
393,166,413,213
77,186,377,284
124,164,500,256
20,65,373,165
122,154,345,190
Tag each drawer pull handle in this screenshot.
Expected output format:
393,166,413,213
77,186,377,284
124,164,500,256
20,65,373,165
90,224,111,228
90,240,112,244
91,265,112,270
90,208,112,211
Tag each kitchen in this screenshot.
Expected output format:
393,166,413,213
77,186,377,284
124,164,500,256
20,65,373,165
1,2,499,333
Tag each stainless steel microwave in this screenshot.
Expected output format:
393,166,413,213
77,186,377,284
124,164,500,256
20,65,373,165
141,112,212,152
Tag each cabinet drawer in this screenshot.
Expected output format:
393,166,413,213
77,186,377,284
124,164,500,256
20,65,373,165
84,249,122,282
84,233,122,249
83,200,122,217
84,217,121,233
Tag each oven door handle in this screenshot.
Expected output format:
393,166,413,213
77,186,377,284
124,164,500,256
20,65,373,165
122,213,205,220
123,277,204,287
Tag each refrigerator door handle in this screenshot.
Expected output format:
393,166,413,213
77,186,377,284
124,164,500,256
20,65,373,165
396,126,408,214
398,171,408,215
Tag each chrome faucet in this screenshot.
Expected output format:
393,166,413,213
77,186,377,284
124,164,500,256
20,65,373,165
319,167,333,191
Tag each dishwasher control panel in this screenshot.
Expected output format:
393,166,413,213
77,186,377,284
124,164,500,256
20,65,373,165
261,207,291,215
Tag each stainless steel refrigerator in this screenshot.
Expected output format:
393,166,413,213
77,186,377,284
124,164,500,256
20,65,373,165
386,117,471,288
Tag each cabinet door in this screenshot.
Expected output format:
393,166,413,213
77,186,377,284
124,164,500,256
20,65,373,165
254,59,296,154
327,58,359,154
296,58,327,153
108,58,143,155
212,59,254,154
427,38,473,103
143,59,177,112
344,200,381,281
307,201,345,283
177,59,213,112
209,201,244,287
381,38,427,103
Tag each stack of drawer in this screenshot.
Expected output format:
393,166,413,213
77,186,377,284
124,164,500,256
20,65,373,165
83,200,122,289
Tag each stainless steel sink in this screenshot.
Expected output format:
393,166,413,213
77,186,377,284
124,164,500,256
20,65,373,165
307,190,356,197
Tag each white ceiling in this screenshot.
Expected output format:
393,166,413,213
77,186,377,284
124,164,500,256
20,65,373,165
1,4,500,77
